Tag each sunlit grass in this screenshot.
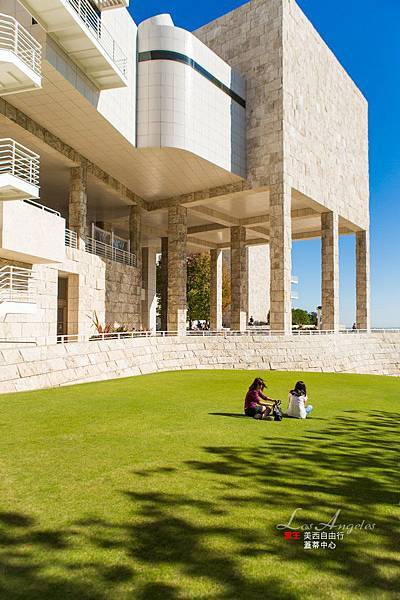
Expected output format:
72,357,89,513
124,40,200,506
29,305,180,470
0,370,398,599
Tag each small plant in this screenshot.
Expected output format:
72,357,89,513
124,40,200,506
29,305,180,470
88,312,133,337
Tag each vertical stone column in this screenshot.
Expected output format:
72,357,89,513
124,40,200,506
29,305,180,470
160,236,168,332
210,248,222,330
142,247,157,332
167,205,188,335
230,226,248,332
248,244,270,324
321,211,340,332
129,205,142,272
69,165,88,250
270,183,292,334
356,229,370,331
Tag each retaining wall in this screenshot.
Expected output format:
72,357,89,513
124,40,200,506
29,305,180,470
0,333,399,393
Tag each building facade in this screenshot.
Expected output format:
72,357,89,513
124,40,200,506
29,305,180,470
0,0,370,344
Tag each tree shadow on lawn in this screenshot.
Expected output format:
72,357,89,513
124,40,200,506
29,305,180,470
0,410,398,599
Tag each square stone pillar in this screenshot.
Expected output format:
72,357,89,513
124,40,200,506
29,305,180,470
230,226,248,332
356,229,370,331
210,248,222,330
270,184,292,334
321,211,340,332
248,244,270,324
69,165,88,250
129,205,142,272
142,247,157,332
160,236,168,332
167,205,187,335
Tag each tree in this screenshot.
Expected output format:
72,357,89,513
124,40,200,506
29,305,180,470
292,308,311,326
187,253,211,327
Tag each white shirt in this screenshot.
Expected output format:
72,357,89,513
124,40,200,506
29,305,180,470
287,392,308,419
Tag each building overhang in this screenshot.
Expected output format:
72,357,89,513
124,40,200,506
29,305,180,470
18,0,127,89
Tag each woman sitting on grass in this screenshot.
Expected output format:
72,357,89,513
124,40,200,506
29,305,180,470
244,377,274,419
287,381,313,419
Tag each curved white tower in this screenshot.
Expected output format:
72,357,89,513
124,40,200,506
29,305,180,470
137,14,246,178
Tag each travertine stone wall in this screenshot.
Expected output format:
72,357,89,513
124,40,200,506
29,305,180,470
0,333,398,393
270,183,292,333
167,206,188,334
210,248,223,330
230,226,248,331
129,205,142,272
196,0,369,229
161,237,168,331
356,230,370,331
0,258,58,344
0,249,141,342
68,166,88,249
321,212,339,331
196,0,284,190
284,0,369,229
248,244,270,323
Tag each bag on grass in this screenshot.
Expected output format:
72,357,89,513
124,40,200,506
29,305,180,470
273,401,283,422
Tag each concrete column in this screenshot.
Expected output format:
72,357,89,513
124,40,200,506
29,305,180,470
129,205,142,271
270,183,292,334
160,236,168,332
230,225,248,332
356,229,370,331
210,248,223,330
142,247,157,332
167,205,187,335
321,211,340,332
69,165,87,249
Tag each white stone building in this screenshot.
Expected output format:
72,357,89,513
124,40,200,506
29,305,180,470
0,0,370,344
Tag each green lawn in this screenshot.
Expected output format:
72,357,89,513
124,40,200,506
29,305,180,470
0,370,399,599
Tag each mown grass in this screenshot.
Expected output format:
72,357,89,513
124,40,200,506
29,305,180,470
0,370,399,599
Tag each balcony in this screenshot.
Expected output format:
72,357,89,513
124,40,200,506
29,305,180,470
0,139,40,201
0,265,37,315
85,236,136,266
0,13,41,95
19,0,127,89
0,200,66,263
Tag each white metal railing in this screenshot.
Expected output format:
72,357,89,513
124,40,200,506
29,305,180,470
1,328,399,348
65,0,127,76
65,228,78,248
0,139,39,187
0,266,35,304
0,13,41,76
24,199,61,216
291,276,299,284
85,236,136,266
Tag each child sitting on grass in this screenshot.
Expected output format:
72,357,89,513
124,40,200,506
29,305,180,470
244,377,274,419
287,381,313,419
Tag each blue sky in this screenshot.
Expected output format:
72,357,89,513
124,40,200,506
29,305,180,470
129,1,400,328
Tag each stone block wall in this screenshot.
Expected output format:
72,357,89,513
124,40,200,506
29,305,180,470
284,0,369,228
0,333,398,393
0,258,58,344
0,249,142,343
196,0,369,229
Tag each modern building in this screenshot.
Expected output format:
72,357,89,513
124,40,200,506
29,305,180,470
0,0,370,345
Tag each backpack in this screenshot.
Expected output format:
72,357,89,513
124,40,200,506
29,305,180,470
273,401,283,421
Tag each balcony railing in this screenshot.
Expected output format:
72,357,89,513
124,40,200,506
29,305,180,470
65,228,78,249
0,139,40,187
0,266,36,304
86,236,136,266
66,0,127,76
0,13,41,76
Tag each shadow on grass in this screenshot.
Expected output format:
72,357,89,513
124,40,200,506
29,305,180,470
0,410,398,599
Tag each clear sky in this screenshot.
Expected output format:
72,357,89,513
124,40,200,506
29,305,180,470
129,0,400,328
